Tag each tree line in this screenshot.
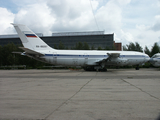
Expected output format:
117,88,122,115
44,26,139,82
123,42,160,57
0,43,46,69
0,42,159,69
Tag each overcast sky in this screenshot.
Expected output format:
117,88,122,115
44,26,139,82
0,0,160,49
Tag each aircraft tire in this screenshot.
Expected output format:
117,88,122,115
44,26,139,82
83,67,95,71
135,66,139,70
98,68,107,72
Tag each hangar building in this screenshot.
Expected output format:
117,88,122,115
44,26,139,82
0,31,121,50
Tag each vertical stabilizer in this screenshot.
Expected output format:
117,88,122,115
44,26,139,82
11,23,53,51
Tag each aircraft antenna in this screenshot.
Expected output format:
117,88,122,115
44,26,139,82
89,0,100,30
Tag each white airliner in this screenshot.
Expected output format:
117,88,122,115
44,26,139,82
150,53,160,67
12,23,150,71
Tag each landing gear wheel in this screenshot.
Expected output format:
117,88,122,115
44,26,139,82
83,67,95,71
135,66,139,70
102,68,107,71
98,68,107,72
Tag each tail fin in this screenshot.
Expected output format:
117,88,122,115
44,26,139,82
11,23,53,51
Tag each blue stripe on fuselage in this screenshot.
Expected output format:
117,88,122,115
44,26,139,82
45,54,146,58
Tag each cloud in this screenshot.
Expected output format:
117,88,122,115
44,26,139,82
158,0,160,7
112,0,131,6
0,7,15,34
120,29,134,42
95,0,122,32
136,24,149,31
0,0,131,34
133,14,160,49
150,15,160,32
14,2,55,35
47,0,99,32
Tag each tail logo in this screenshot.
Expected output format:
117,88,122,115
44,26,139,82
23,31,37,38
25,34,37,38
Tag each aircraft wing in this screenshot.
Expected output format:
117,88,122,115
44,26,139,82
107,53,120,58
96,53,120,63
19,47,44,56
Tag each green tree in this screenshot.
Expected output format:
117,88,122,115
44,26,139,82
1,43,19,65
104,46,111,50
135,42,143,52
123,45,128,51
58,41,65,49
144,46,151,57
123,42,143,52
97,46,103,50
0,43,47,68
126,42,135,51
65,46,69,50
91,45,95,50
83,42,90,50
0,45,2,65
75,42,83,50
54,44,58,49
151,42,160,57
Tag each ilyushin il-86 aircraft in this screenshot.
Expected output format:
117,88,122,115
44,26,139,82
12,24,150,71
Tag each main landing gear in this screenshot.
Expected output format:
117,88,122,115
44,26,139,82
135,65,139,70
83,66,107,72
96,68,107,72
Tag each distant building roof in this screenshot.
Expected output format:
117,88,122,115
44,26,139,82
0,31,105,38
0,34,19,38
52,31,104,36
0,33,43,38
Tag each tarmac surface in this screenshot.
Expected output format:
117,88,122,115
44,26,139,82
0,68,160,120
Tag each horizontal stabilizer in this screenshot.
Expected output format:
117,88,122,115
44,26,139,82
12,52,23,54
19,47,44,56
12,51,26,56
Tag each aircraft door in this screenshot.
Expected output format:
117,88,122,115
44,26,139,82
53,52,57,64
72,54,79,66
73,58,78,66
84,53,88,64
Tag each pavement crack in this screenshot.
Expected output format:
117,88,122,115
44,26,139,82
121,79,160,101
44,72,97,120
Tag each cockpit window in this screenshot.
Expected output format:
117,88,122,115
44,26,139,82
152,54,160,58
